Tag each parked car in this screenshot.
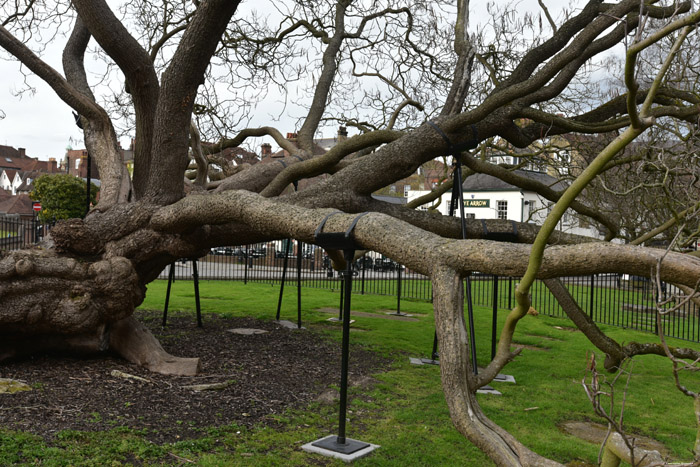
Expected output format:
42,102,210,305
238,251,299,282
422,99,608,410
211,247,234,256
354,256,374,270
250,247,266,258
373,258,398,272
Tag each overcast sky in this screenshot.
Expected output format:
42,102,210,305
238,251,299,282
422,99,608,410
0,0,554,162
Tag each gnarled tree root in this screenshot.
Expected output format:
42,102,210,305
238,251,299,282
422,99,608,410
109,316,200,376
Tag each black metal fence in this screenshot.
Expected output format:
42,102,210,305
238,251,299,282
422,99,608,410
6,227,695,343
0,215,50,251
160,242,700,344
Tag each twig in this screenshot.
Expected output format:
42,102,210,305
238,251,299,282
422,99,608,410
168,452,195,463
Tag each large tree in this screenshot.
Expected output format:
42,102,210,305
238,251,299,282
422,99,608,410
1,0,700,464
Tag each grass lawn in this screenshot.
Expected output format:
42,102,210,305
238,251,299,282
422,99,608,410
2,279,698,466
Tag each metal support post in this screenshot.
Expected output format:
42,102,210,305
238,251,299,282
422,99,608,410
491,275,498,360
276,239,292,320
162,263,175,327
244,246,250,284
307,211,376,459
192,259,202,328
297,241,303,328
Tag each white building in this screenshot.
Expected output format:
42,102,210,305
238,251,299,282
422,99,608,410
0,170,23,195
407,169,601,239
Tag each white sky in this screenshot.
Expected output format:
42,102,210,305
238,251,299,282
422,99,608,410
0,0,561,161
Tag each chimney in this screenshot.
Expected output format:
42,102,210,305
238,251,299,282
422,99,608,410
48,158,57,171
261,143,272,158
286,132,298,141
338,126,348,142
18,148,26,158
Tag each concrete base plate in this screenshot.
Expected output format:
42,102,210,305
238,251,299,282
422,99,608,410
276,320,305,330
477,385,502,395
327,317,355,324
302,435,379,463
384,311,413,317
409,357,440,366
227,328,268,335
411,359,515,384
493,373,516,384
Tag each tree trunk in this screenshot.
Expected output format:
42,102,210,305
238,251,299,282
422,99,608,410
432,265,562,466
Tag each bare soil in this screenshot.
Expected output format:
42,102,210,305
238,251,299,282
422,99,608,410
0,310,389,444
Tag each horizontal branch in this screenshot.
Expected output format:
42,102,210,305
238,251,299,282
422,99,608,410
149,190,700,287
260,129,403,197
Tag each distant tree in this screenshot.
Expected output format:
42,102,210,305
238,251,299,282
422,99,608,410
30,174,99,223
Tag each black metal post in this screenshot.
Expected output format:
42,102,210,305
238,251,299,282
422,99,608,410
338,279,344,320
396,266,402,315
276,240,292,320
508,276,513,309
430,331,439,361
589,274,595,318
297,241,303,328
32,211,37,244
192,260,202,328
491,275,499,360
310,210,373,456
361,262,366,295
337,249,354,444
162,263,175,326
244,245,250,284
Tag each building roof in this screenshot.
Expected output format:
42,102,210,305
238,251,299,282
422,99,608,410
0,194,34,215
2,169,19,181
462,169,568,192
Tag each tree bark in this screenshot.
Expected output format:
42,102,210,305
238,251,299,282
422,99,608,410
432,265,562,465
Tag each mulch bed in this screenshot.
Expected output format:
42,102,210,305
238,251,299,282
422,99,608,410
0,310,389,444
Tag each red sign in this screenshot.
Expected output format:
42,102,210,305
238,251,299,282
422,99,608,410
32,202,41,212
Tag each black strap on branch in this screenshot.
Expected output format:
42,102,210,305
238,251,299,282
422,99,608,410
427,121,479,154
481,219,520,242
314,212,370,251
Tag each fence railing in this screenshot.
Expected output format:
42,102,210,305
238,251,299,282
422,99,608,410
8,227,696,344
159,243,700,344
0,215,50,251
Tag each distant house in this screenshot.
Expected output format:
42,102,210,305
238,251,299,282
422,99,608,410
0,145,61,196
408,168,601,238
257,127,351,192
0,194,35,220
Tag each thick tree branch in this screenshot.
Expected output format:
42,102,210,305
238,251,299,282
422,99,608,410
296,1,348,152
71,0,160,200
0,23,103,122
144,0,242,204
62,17,132,207
260,129,402,197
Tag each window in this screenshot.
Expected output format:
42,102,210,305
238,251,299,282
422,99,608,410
465,213,476,219
75,159,81,170
497,200,508,219
528,200,537,218
404,185,410,197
